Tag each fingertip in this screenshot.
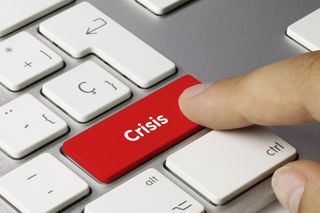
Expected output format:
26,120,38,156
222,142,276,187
178,83,211,120
179,76,253,130
180,83,212,99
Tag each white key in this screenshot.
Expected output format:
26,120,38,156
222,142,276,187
39,2,176,88
0,0,73,37
0,94,68,158
137,0,193,15
287,8,320,51
0,153,90,213
0,32,63,91
166,127,297,205
85,168,204,213
42,61,131,122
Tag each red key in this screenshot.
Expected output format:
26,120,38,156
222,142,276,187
62,75,202,183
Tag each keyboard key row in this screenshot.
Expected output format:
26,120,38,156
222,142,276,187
0,155,204,213
39,2,176,88
0,2,177,92
60,127,297,212
0,0,194,38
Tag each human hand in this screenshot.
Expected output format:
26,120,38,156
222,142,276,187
179,51,320,213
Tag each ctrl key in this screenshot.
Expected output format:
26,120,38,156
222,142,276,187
166,127,297,205
85,169,205,213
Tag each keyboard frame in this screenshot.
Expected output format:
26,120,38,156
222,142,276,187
0,0,320,212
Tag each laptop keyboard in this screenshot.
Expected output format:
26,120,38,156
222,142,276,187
0,0,305,212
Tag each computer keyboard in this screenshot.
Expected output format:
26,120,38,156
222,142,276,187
0,0,314,212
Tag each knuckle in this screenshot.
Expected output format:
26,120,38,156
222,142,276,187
298,51,320,71
293,51,320,84
295,52,320,120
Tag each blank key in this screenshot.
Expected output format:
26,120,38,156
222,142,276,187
287,8,320,51
166,127,297,205
137,0,194,15
39,2,176,88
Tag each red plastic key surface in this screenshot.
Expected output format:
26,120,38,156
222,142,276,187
62,75,202,183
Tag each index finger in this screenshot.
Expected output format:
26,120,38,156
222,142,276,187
179,51,320,130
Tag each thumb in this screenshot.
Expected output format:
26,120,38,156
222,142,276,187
272,161,320,213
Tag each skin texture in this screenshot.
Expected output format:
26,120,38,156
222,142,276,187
179,51,320,213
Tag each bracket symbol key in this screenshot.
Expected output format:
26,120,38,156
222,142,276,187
104,80,117,90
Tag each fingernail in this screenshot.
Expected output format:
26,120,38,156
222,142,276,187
272,166,305,213
180,83,211,99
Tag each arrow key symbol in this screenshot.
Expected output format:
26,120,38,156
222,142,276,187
86,18,107,35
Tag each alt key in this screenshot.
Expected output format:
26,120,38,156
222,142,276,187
85,169,205,213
